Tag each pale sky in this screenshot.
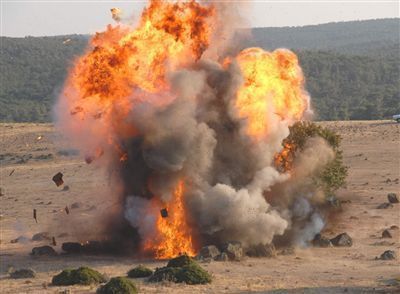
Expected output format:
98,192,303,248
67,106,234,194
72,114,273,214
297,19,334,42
1,0,399,37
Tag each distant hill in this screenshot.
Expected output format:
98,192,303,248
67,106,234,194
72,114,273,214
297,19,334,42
250,18,400,55
0,19,399,122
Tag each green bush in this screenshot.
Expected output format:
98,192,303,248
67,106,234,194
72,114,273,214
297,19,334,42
166,254,196,268
277,121,348,196
52,267,106,286
148,266,180,283
149,255,212,284
127,265,153,278
175,263,212,285
97,277,137,294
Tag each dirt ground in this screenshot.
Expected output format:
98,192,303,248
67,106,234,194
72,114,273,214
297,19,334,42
0,121,399,293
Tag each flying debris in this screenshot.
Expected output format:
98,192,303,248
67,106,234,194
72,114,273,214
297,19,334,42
160,208,168,218
52,172,64,187
33,209,38,223
9,169,15,176
65,206,70,215
63,39,71,44
52,237,57,246
110,7,122,22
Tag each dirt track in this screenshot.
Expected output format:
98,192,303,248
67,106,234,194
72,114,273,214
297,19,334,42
0,121,399,293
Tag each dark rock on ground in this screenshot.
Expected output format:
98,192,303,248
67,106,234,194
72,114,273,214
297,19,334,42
279,247,295,255
382,229,392,238
312,234,333,247
70,202,82,209
221,242,243,261
32,232,50,241
214,252,229,261
390,225,399,230
387,193,399,203
330,233,353,247
377,203,393,209
198,245,220,260
246,243,276,257
31,245,57,256
62,242,83,254
378,250,396,260
10,268,36,279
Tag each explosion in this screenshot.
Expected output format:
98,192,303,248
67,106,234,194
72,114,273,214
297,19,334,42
56,0,332,259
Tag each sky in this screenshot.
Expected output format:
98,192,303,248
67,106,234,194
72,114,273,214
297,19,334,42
1,0,399,37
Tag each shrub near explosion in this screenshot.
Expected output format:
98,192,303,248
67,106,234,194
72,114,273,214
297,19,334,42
57,0,342,258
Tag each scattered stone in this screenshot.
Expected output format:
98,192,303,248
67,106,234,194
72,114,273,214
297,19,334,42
62,242,83,254
387,193,399,203
62,185,70,192
330,233,353,247
32,232,50,242
214,252,229,261
312,234,333,247
382,229,392,238
10,268,36,279
97,277,138,294
70,202,82,209
390,225,399,230
10,236,30,244
127,265,153,278
87,205,97,211
52,267,106,285
198,245,220,260
279,247,295,256
246,243,276,257
31,245,57,256
378,250,396,260
221,242,243,261
377,203,393,209
52,172,64,187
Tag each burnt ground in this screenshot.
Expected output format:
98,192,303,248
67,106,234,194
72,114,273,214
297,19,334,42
0,121,399,293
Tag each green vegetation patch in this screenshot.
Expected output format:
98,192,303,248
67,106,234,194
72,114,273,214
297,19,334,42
175,263,212,285
166,254,196,268
52,266,106,286
127,265,153,278
277,121,348,197
97,277,138,294
150,255,212,284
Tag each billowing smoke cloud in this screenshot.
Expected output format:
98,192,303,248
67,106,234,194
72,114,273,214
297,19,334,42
55,0,336,256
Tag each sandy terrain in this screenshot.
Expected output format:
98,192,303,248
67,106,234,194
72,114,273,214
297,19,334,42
0,121,399,293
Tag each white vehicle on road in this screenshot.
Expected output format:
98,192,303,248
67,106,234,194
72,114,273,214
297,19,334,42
393,114,400,123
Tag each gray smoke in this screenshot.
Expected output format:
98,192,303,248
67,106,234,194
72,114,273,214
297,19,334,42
55,2,338,254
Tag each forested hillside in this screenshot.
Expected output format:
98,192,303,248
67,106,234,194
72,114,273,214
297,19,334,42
1,19,399,122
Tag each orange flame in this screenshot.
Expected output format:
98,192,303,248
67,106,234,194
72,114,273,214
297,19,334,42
234,48,308,139
274,142,296,172
145,180,196,259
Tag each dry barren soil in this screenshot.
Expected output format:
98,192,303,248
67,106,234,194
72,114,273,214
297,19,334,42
0,121,399,293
